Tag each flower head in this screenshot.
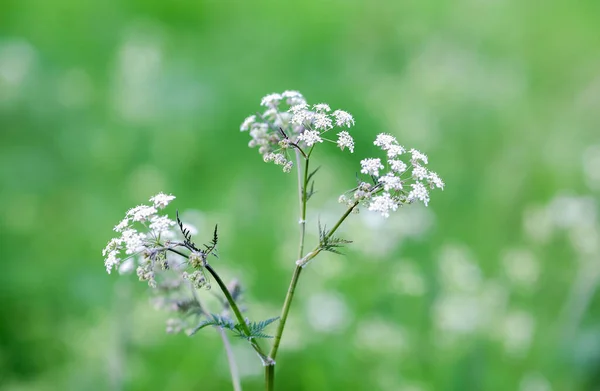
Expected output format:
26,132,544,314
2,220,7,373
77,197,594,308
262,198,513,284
360,158,384,177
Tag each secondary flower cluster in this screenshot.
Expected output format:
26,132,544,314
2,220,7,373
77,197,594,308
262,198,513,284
339,133,444,217
240,91,355,172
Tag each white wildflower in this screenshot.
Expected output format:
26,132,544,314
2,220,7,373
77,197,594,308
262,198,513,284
102,237,122,257
332,110,355,127
149,215,176,236
298,130,323,146
336,131,354,153
389,159,407,173
282,90,306,105
313,113,333,130
260,93,282,107
428,172,445,190
379,173,403,191
360,158,384,177
387,144,406,158
368,192,399,218
412,164,429,181
374,133,397,150
104,251,120,274
113,218,129,233
240,115,256,131
126,205,157,222
313,103,331,112
408,182,430,206
290,108,313,126
410,148,428,165
122,229,146,254
289,103,309,114
150,193,176,209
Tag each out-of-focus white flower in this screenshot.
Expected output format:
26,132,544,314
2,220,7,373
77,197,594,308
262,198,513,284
260,93,282,107
360,158,384,177
336,131,354,153
240,115,256,131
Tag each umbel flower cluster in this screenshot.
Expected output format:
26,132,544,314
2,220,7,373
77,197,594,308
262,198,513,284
339,133,445,218
240,90,355,172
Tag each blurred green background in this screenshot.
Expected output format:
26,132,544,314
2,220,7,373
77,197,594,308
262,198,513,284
2,0,600,390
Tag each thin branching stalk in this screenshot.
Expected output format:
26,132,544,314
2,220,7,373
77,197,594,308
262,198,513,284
166,249,270,362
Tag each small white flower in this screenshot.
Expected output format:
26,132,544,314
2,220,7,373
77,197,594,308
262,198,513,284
410,148,428,165
260,93,282,107
313,103,331,112
283,161,293,173
150,193,176,209
103,237,122,257
290,108,314,126
428,172,445,190
408,182,430,206
313,113,333,130
379,173,403,191
332,110,354,127
149,215,176,236
113,218,130,233
126,205,157,222
387,144,406,158
389,159,407,173
104,251,120,274
289,103,309,114
298,130,323,146
360,158,384,177
240,115,256,131
368,192,399,218
122,229,146,254
412,164,429,181
374,133,397,150
336,131,354,153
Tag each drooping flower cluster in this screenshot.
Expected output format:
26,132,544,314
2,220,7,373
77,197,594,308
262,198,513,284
339,133,444,217
240,91,355,172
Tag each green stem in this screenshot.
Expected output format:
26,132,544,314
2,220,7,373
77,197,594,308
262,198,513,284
297,200,360,267
266,148,316,390
205,264,270,362
166,248,269,362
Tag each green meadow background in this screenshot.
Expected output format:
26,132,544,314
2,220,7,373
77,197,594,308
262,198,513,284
1,1,600,390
